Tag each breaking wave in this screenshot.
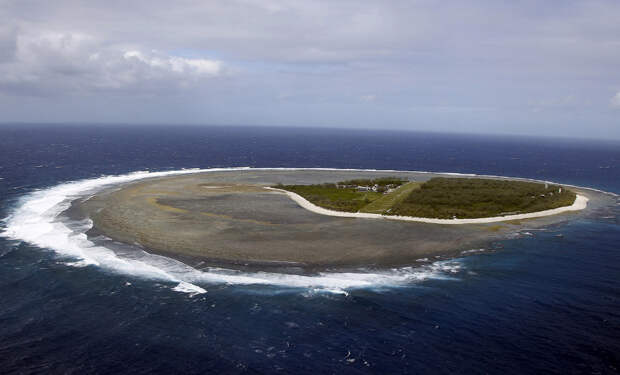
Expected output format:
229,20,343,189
1,168,468,295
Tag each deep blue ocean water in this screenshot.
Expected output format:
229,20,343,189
0,124,619,374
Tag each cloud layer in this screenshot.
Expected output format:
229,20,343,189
0,29,222,95
0,0,619,138
611,92,620,108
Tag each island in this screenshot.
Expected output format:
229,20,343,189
274,177,577,219
69,169,596,270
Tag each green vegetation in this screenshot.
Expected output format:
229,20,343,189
360,182,421,214
275,177,407,212
275,183,383,212
390,178,576,219
276,176,576,219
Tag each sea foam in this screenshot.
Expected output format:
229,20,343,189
1,168,465,295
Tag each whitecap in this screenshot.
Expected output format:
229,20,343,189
461,248,485,255
172,281,207,296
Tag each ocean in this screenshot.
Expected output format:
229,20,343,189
0,124,618,374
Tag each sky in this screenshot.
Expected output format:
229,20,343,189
1,0,619,139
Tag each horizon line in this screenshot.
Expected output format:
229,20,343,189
1,121,618,143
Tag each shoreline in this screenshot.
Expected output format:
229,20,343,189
265,187,589,224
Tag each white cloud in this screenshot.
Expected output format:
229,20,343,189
123,50,221,75
611,92,620,108
0,31,223,95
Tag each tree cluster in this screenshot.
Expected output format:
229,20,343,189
390,178,576,219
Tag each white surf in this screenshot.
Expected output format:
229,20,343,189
2,168,469,295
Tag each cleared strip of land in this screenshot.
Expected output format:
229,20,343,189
359,182,421,214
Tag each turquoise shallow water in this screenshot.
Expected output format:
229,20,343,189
0,125,618,374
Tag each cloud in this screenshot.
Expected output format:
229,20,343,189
611,92,620,108
0,30,223,95
0,26,17,63
361,94,376,102
528,95,581,113
122,51,221,76
0,0,619,138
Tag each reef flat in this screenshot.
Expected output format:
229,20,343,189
72,169,607,270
